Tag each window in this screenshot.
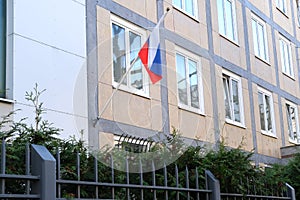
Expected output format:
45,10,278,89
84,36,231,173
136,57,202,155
286,101,300,143
251,15,269,62
257,87,276,136
0,0,6,98
173,0,198,18
297,0,300,26
279,35,294,77
111,16,148,96
276,0,287,14
114,135,152,153
217,0,238,42
222,70,244,126
175,48,204,114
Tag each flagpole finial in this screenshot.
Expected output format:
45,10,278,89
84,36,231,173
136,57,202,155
166,7,170,12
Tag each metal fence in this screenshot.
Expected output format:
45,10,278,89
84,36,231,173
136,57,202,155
0,143,296,200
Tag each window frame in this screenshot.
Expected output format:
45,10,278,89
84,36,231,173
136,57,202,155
251,14,269,63
172,0,199,19
222,70,245,127
110,15,149,98
276,0,288,15
279,34,294,78
175,46,204,115
297,0,300,27
257,87,276,137
217,0,238,43
285,100,300,144
0,0,6,99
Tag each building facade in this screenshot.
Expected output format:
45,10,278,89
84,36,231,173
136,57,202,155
0,0,87,140
88,0,300,164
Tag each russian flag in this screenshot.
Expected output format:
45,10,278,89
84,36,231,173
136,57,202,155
138,16,165,84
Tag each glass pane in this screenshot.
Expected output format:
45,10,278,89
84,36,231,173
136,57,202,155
185,0,194,16
280,40,286,73
265,95,273,132
252,19,259,57
112,24,127,85
286,104,294,140
217,0,225,35
0,0,6,98
258,92,266,131
176,54,188,105
173,0,183,9
225,0,234,40
257,23,266,59
232,79,241,122
223,77,232,119
188,59,199,109
129,32,143,90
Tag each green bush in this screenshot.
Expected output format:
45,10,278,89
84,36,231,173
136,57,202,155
0,85,297,199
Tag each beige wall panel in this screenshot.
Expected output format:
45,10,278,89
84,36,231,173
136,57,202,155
171,9,201,45
280,75,300,97
272,2,293,35
97,7,113,85
248,0,270,18
241,79,251,129
112,0,157,22
165,41,177,106
98,83,113,120
256,133,281,158
169,104,179,130
99,132,114,150
251,60,276,85
151,100,163,131
280,98,289,145
113,92,151,129
177,109,205,139
210,0,219,34
220,123,253,152
220,38,247,70
202,59,213,118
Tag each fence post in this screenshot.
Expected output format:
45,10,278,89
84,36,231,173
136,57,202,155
31,144,56,200
205,170,221,200
286,183,296,200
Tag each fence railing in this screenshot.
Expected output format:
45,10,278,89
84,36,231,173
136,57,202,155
0,143,296,200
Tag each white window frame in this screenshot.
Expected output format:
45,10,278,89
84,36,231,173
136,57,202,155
175,46,204,115
257,87,276,137
276,0,288,15
285,100,300,144
222,70,245,127
110,15,149,97
297,0,300,26
217,0,238,43
251,14,269,63
172,0,199,19
279,35,294,78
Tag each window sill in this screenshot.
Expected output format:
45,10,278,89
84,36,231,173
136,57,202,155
282,72,295,81
219,33,239,47
0,98,15,104
172,6,199,23
225,119,246,129
178,104,205,116
276,7,289,18
288,139,299,145
261,131,277,139
112,82,150,100
254,55,270,66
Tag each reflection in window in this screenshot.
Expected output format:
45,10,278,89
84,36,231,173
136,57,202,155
111,21,145,93
222,73,243,125
217,0,238,42
176,52,203,113
252,15,269,62
258,89,275,136
173,0,198,18
0,0,6,98
286,103,300,143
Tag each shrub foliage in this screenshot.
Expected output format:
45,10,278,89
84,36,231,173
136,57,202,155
0,85,298,199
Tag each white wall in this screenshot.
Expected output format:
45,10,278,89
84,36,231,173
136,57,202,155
11,0,87,140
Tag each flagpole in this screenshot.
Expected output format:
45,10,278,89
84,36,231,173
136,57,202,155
95,7,170,123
